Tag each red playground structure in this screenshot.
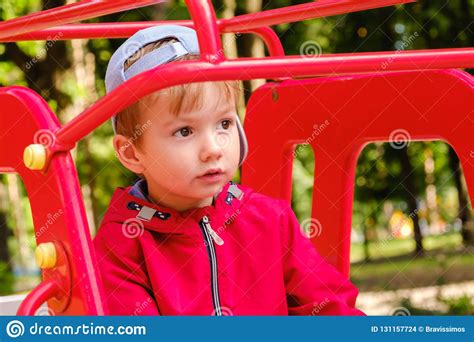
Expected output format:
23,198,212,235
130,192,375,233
0,0,472,315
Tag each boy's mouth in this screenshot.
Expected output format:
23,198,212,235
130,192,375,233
199,168,224,178
197,168,225,184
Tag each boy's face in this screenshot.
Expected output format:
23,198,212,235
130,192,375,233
115,82,241,212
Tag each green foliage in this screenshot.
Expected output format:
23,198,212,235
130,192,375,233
0,262,14,295
441,295,474,315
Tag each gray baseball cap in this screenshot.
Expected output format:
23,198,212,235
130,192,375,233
105,24,248,166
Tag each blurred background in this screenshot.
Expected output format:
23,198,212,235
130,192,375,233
0,0,472,315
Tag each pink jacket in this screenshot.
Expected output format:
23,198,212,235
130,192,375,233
93,181,364,315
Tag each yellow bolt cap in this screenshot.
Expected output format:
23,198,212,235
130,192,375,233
24,144,46,170
35,242,57,269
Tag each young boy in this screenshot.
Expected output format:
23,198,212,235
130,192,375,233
93,25,364,316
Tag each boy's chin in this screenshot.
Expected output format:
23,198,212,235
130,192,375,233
195,180,228,194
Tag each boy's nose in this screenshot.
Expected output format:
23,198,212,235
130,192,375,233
200,132,226,162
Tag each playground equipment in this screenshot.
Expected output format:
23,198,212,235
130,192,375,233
0,0,472,315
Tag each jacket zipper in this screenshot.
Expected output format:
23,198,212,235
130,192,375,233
199,215,224,316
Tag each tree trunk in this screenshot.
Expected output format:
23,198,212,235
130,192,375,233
0,177,11,270
424,146,441,234
448,147,473,245
363,219,371,262
242,0,265,103
399,146,424,256
64,16,99,234
222,0,246,112
5,175,32,269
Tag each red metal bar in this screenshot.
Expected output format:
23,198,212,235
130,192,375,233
220,0,416,31
0,0,165,40
185,0,223,63
17,280,60,316
53,47,474,149
1,0,415,42
243,27,285,57
0,22,183,41
0,22,285,57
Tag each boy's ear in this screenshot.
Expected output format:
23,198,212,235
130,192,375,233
113,135,146,175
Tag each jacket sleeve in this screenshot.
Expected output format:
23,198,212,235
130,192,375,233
279,202,365,316
93,224,160,316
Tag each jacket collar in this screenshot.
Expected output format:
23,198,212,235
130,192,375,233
102,181,246,235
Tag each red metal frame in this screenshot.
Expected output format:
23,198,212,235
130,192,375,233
0,0,472,315
242,69,473,275
0,0,166,40
1,0,415,42
0,87,104,315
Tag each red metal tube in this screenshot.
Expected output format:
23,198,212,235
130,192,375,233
0,21,285,57
219,0,416,31
185,0,223,63
0,0,415,42
17,279,61,316
54,47,474,148
242,27,285,57
0,0,165,40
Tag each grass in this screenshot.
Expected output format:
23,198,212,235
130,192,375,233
350,232,463,263
350,233,474,291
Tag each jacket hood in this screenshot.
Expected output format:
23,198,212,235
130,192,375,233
101,181,250,235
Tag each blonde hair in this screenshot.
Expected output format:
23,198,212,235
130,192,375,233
115,38,241,149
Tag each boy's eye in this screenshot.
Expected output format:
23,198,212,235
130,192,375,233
220,119,233,130
174,127,193,137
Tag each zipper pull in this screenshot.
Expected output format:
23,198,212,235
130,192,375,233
202,216,224,246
